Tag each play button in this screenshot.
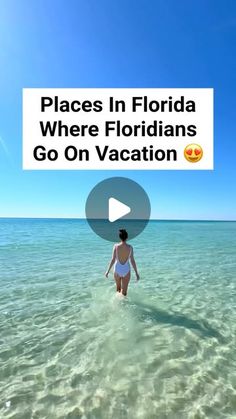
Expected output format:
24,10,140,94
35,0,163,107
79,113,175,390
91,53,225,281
108,198,131,222
85,177,151,242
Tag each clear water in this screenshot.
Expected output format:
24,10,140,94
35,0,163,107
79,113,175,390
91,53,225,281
0,219,236,419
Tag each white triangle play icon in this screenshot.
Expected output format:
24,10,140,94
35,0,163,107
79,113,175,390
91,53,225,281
108,197,131,222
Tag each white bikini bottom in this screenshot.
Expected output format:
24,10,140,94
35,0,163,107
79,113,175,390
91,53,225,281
114,261,130,277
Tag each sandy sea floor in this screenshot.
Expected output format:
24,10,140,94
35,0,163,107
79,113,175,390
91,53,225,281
0,219,236,418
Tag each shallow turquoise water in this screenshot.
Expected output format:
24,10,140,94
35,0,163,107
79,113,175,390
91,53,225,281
0,219,236,418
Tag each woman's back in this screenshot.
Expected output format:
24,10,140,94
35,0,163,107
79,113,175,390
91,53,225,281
116,242,132,264
105,229,139,296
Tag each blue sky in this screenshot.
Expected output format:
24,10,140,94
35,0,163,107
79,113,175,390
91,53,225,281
0,0,235,220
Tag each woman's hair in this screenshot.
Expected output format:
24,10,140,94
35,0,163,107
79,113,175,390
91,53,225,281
119,229,128,241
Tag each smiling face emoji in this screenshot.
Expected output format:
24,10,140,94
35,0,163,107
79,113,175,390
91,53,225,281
184,144,203,163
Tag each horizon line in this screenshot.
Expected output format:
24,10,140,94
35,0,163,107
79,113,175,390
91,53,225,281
0,216,235,222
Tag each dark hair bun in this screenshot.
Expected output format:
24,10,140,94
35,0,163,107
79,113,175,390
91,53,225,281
119,229,128,241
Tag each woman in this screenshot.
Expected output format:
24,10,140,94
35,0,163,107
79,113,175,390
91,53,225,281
105,229,140,296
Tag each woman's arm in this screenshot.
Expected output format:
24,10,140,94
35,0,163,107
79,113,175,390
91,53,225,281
105,245,116,278
130,247,140,280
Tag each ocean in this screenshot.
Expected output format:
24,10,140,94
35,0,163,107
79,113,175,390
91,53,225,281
0,218,236,418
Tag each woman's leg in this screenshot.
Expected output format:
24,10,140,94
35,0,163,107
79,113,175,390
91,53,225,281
114,273,122,292
121,272,131,296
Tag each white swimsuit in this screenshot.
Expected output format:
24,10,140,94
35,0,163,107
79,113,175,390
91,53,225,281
114,245,132,277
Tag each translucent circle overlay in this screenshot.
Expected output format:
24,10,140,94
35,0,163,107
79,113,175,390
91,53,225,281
85,177,151,242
